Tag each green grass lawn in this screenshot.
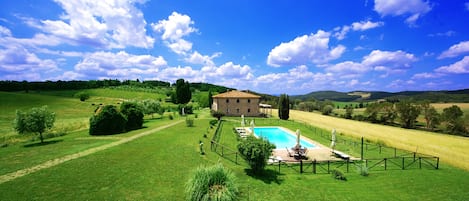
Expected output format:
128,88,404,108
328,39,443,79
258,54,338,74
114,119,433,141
1,115,469,200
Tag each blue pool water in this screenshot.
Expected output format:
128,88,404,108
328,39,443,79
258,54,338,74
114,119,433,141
253,127,316,149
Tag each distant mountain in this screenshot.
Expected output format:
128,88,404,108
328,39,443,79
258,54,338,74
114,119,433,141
291,89,469,102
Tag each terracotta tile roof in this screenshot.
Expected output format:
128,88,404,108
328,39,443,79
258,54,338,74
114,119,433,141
212,90,261,98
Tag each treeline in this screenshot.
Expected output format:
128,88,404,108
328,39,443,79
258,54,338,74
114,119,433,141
0,80,171,92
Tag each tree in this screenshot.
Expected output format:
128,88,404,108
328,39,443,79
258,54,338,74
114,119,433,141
322,105,334,115
176,78,192,104
141,99,164,118
278,94,290,120
89,105,127,135
14,106,56,143
120,102,144,131
380,102,396,125
74,91,90,101
442,105,466,134
395,100,421,129
237,135,275,173
344,106,353,119
211,110,225,120
208,90,213,109
421,101,440,130
185,163,238,201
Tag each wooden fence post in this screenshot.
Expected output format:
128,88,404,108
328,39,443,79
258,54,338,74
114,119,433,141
327,161,330,174
278,161,281,173
313,160,316,174
300,159,303,174
402,157,405,170
419,157,421,169
346,159,349,173
384,158,387,170
436,157,439,169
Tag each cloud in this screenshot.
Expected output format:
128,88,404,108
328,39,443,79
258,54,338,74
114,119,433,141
267,30,345,67
0,46,58,80
428,30,456,37
326,61,370,79
0,25,12,37
374,0,431,25
411,72,443,79
35,0,154,49
351,20,384,31
466,2,469,11
438,41,469,59
185,51,222,66
334,20,384,40
74,51,167,79
152,12,197,55
363,50,417,69
435,56,469,74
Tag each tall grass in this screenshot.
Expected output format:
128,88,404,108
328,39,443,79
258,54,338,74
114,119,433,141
185,163,239,201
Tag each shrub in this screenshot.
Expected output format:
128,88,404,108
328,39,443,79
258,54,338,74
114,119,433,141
185,163,238,201
237,135,276,173
211,110,225,120
322,105,334,115
89,105,126,135
120,102,144,131
186,116,195,127
357,163,369,176
179,104,194,115
209,120,218,126
74,91,90,101
168,114,174,120
331,169,347,181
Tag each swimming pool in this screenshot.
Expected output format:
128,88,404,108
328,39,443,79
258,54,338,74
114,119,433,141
253,127,316,149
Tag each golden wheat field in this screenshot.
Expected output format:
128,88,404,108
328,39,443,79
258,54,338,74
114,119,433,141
273,109,469,171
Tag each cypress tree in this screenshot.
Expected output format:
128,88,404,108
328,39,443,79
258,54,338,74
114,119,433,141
278,94,290,120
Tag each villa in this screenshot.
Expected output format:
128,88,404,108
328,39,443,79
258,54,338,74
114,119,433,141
211,90,261,117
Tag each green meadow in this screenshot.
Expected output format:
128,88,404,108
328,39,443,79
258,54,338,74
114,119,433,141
1,90,469,200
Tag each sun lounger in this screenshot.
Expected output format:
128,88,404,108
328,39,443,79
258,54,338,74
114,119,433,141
332,150,350,160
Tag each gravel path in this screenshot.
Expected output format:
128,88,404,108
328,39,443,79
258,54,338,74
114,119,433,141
0,120,183,184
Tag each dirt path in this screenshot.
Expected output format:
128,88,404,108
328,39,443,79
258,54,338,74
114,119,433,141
0,120,183,184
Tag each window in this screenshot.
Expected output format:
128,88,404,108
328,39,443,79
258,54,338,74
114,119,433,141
248,108,251,113
236,99,240,103
236,108,240,113
248,99,251,103
226,99,229,103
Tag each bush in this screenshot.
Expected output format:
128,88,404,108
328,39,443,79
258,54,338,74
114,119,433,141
185,163,239,201
237,135,276,173
357,163,369,176
168,114,174,120
322,105,334,115
74,91,90,101
211,110,225,120
186,116,195,127
209,120,218,126
331,169,347,181
178,104,193,115
89,105,127,135
120,102,144,131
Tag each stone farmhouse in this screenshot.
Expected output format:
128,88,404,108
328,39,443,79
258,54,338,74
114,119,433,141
211,90,261,117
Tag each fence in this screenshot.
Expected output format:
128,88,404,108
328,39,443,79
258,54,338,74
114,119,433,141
211,118,440,175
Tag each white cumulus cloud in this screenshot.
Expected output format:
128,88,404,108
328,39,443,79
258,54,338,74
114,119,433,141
435,56,469,74
38,0,154,49
152,12,197,55
374,0,431,26
267,30,345,67
0,46,58,80
438,41,469,59
74,51,167,79
363,50,417,69
334,20,384,40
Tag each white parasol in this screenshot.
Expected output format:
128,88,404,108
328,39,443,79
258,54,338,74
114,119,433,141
330,128,336,150
296,129,301,149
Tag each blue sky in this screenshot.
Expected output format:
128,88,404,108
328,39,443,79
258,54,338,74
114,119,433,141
1,0,469,94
